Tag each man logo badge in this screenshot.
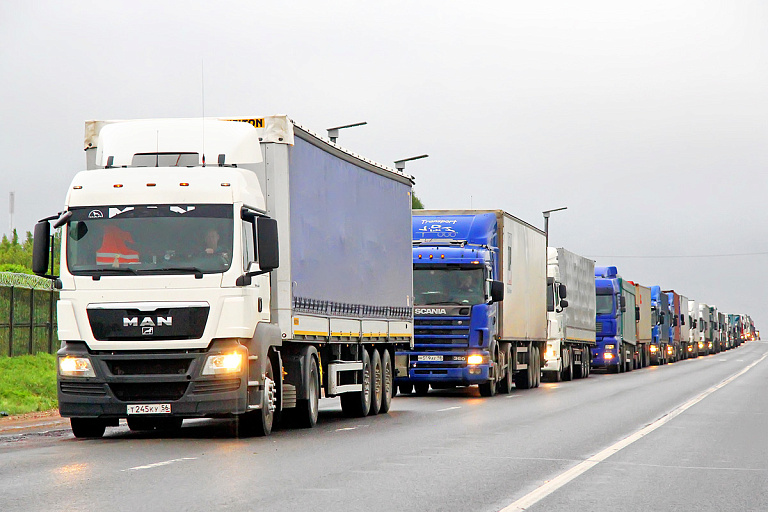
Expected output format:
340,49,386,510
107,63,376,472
88,210,104,219
142,326,154,336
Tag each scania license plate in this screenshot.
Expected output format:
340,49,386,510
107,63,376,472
417,355,443,362
127,403,171,415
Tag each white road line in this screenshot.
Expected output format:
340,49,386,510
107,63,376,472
336,427,357,431
506,395,521,399
436,406,461,412
122,457,197,472
499,351,768,512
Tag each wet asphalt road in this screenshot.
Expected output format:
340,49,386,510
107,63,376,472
3,341,767,512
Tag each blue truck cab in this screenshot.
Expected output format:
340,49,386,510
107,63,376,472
650,286,670,364
396,210,546,396
593,266,637,373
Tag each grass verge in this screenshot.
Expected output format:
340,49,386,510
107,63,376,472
0,353,57,415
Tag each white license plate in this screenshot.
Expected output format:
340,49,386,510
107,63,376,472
127,403,171,415
417,355,443,362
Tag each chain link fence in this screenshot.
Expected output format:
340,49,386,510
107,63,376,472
0,272,58,356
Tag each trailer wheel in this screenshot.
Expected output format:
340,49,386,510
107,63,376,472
293,355,319,428
514,344,534,389
498,344,513,394
397,383,414,395
340,348,372,417
369,348,383,416
562,347,573,381
70,418,106,439
380,349,394,413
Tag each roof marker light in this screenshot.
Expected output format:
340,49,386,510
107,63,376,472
73,186,82,190
146,183,156,187
429,254,433,259
180,183,189,187
113,184,123,188
221,183,231,187
441,254,445,259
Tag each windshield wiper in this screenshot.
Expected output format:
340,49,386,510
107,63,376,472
82,267,139,280
422,301,465,305
139,267,205,279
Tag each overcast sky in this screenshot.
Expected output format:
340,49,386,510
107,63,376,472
1,1,766,329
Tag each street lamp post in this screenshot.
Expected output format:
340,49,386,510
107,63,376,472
542,206,567,248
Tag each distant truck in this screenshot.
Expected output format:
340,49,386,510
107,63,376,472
650,287,670,364
34,116,414,438
699,303,714,354
688,299,701,357
593,266,637,373
663,290,683,361
399,210,547,396
543,247,596,381
630,282,652,367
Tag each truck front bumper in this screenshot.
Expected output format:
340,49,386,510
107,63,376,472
57,342,252,419
394,351,490,385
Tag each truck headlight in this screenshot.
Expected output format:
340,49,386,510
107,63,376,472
467,354,485,365
59,356,96,378
650,345,658,353
698,342,704,349
604,353,614,359
202,352,244,375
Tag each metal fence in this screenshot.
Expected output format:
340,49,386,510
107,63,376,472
0,272,58,356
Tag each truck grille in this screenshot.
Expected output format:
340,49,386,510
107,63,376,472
107,359,192,376
596,322,603,332
60,382,108,396
414,315,471,350
109,382,188,402
87,306,209,341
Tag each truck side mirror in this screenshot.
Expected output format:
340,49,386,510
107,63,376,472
635,305,640,321
558,283,567,299
673,316,678,326
490,280,504,303
32,221,51,276
619,295,626,312
559,299,568,309
256,217,279,272
681,315,685,326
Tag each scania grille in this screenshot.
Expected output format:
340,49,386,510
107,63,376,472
414,315,471,350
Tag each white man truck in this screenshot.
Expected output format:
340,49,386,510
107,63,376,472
33,116,414,438
543,247,596,381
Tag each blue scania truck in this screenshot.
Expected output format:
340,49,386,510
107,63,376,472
650,286,671,364
593,266,637,373
396,210,547,396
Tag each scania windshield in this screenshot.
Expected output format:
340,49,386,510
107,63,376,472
413,268,485,305
596,293,615,315
66,204,233,275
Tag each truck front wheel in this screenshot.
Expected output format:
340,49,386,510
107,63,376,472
70,418,106,439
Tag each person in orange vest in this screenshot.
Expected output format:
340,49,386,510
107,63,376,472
96,225,140,267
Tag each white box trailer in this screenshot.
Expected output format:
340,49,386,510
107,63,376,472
36,116,414,438
544,247,596,381
679,294,691,357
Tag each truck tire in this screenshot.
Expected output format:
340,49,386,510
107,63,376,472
562,346,573,381
574,348,586,379
341,348,372,417
414,383,430,396
237,356,276,437
398,383,413,395
293,355,319,428
70,418,106,439
533,346,541,388
380,349,394,413
514,344,534,389
498,344,514,393
369,348,383,416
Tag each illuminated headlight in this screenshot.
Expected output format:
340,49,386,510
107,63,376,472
708,342,713,348
546,343,557,359
605,344,615,349
202,352,244,375
650,345,658,353
467,354,485,365
604,353,614,359
698,342,704,349
667,346,674,354
59,356,96,378
687,346,692,352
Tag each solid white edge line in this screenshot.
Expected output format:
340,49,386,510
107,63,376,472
437,406,461,412
123,457,197,472
499,351,768,512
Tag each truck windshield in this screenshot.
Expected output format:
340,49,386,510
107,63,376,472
65,204,233,275
413,268,485,305
596,293,614,315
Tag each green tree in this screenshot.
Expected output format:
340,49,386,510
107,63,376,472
0,228,61,275
412,192,425,210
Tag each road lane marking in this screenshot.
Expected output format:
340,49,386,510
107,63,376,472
499,350,768,512
122,457,197,472
336,427,357,431
436,406,461,412
506,395,521,399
